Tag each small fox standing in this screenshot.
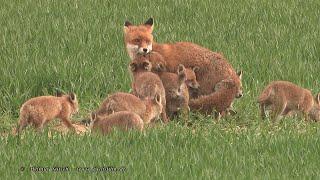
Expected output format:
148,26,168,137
258,81,320,122
17,93,79,133
123,18,243,116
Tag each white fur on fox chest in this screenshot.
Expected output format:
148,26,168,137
126,44,139,60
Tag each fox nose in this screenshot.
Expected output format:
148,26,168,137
143,48,148,53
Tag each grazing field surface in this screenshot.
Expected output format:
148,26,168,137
0,0,320,179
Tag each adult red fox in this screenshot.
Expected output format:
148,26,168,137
123,18,243,115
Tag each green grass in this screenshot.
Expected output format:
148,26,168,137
0,0,320,179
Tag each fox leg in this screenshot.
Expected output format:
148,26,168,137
181,106,190,124
33,121,45,133
270,102,286,123
259,103,266,120
17,115,29,134
213,110,222,121
303,111,309,122
161,111,169,123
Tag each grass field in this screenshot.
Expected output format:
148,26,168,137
1,0,320,179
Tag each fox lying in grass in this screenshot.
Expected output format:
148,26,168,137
95,92,162,124
123,18,242,116
17,92,79,133
129,56,168,123
90,111,144,135
258,81,320,122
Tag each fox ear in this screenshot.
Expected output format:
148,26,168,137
129,62,137,72
177,64,186,74
178,64,186,84
124,21,132,27
124,20,132,33
69,93,76,102
144,17,154,32
91,112,97,122
193,66,200,73
316,93,320,104
154,93,161,104
237,70,243,80
143,61,152,71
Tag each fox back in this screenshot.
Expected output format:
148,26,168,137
90,111,144,135
96,92,162,124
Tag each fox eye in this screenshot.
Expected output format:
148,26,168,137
134,39,141,43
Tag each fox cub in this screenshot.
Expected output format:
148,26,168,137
258,81,320,122
17,92,79,133
158,64,190,120
189,79,238,119
129,56,168,123
145,51,200,98
90,111,144,135
95,92,162,124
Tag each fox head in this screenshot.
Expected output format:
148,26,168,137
124,18,154,60
215,71,243,98
166,65,187,100
58,92,79,114
185,66,200,90
68,93,79,114
144,93,163,122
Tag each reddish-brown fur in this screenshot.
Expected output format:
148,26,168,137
124,18,242,115
17,93,79,133
129,57,168,123
258,81,320,122
189,79,238,118
90,111,144,135
141,52,200,99
95,92,162,124
158,64,189,120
